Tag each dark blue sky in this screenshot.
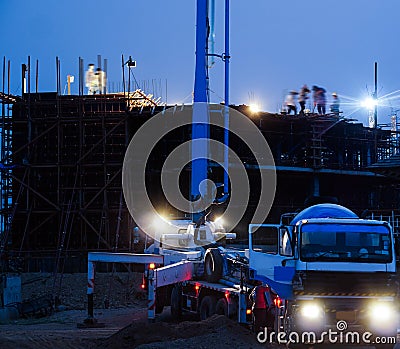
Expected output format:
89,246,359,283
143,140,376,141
2,0,400,125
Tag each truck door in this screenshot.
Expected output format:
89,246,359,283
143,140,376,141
248,224,295,292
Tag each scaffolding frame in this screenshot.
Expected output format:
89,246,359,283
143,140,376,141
1,61,400,272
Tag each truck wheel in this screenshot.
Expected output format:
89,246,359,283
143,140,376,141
199,295,217,320
170,285,182,320
215,297,228,317
204,248,223,283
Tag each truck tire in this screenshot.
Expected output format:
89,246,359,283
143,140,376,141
199,295,217,320
204,248,223,283
170,285,182,320
215,297,228,317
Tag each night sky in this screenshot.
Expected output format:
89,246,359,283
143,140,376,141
2,0,400,125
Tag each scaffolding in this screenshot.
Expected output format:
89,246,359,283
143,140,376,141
0,88,165,271
2,63,400,272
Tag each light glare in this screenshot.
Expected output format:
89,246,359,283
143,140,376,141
300,303,322,319
215,216,224,225
249,103,260,113
370,303,393,322
362,97,378,110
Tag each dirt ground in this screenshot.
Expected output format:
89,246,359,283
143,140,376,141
0,273,278,349
20,271,145,309
3,273,397,348
99,312,279,349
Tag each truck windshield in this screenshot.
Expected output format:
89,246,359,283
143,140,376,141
300,223,392,263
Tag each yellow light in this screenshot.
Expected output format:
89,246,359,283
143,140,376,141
249,103,260,114
158,213,168,221
149,263,156,269
370,302,394,322
246,309,252,315
300,303,322,319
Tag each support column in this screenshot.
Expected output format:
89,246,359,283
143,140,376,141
147,267,156,322
87,261,95,319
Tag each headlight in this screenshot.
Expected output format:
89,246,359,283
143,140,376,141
370,302,395,323
300,303,323,319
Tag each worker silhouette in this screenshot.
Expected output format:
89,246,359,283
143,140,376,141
250,282,274,333
298,85,310,115
330,92,340,116
285,90,298,115
312,86,327,114
85,64,95,95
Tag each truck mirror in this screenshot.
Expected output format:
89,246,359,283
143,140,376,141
279,228,293,257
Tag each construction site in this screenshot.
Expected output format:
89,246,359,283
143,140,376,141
3,0,400,345
1,53,400,347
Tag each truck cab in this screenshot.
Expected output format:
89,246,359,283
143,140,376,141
246,204,399,347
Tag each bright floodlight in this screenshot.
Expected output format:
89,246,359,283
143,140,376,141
370,302,394,323
249,103,260,113
362,97,378,110
300,303,322,319
214,216,224,225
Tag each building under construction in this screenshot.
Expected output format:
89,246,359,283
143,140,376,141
1,67,400,273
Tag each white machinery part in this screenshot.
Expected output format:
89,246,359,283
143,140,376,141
152,219,233,251
153,261,194,288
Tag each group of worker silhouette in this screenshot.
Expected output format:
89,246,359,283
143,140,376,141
284,85,340,116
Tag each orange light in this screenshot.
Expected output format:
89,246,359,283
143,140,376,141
274,297,282,308
246,309,252,315
141,284,145,289
149,263,156,269
225,291,229,299
195,285,200,291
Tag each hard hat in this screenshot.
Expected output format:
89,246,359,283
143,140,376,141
332,92,337,97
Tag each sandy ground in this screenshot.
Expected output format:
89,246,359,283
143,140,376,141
0,273,279,349
0,307,146,349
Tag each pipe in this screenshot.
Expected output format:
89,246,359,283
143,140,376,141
7,60,10,97
208,0,215,67
215,0,231,204
191,0,209,220
121,54,125,97
103,58,108,94
28,55,31,95
22,63,27,95
374,61,378,128
35,59,38,94
222,0,230,202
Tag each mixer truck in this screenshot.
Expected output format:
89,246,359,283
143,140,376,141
247,203,398,348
